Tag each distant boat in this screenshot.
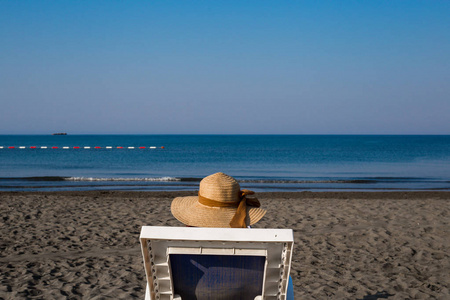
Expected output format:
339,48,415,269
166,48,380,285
52,133,67,135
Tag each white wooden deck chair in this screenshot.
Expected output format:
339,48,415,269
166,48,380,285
140,226,294,300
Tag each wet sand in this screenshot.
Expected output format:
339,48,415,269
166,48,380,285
1,191,449,299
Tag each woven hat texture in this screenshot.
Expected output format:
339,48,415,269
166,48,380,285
171,172,266,227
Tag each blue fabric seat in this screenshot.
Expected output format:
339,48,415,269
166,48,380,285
170,254,265,300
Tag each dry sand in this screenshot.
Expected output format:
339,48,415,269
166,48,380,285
0,191,449,299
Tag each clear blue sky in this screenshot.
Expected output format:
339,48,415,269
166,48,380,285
1,0,449,134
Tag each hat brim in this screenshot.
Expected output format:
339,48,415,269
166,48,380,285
171,196,266,228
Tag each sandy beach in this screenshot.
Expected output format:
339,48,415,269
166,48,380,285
0,191,449,299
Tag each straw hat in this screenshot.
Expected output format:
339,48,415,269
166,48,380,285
171,172,266,228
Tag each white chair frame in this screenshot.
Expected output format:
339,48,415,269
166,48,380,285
140,226,294,300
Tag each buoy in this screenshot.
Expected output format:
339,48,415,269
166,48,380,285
0,145,166,150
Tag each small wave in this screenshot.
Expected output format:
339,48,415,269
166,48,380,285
0,176,69,182
367,177,428,180
65,177,181,182
0,176,443,185
178,177,202,182
237,179,375,184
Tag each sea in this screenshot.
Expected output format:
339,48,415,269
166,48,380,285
0,135,449,192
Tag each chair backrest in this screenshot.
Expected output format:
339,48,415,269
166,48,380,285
140,226,294,300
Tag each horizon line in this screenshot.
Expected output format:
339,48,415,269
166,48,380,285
1,133,449,136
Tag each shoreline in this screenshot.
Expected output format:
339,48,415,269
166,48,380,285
1,191,449,298
1,190,450,198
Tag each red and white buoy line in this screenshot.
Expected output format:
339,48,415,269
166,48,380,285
0,146,165,149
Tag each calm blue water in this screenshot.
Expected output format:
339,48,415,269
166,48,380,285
0,135,449,191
